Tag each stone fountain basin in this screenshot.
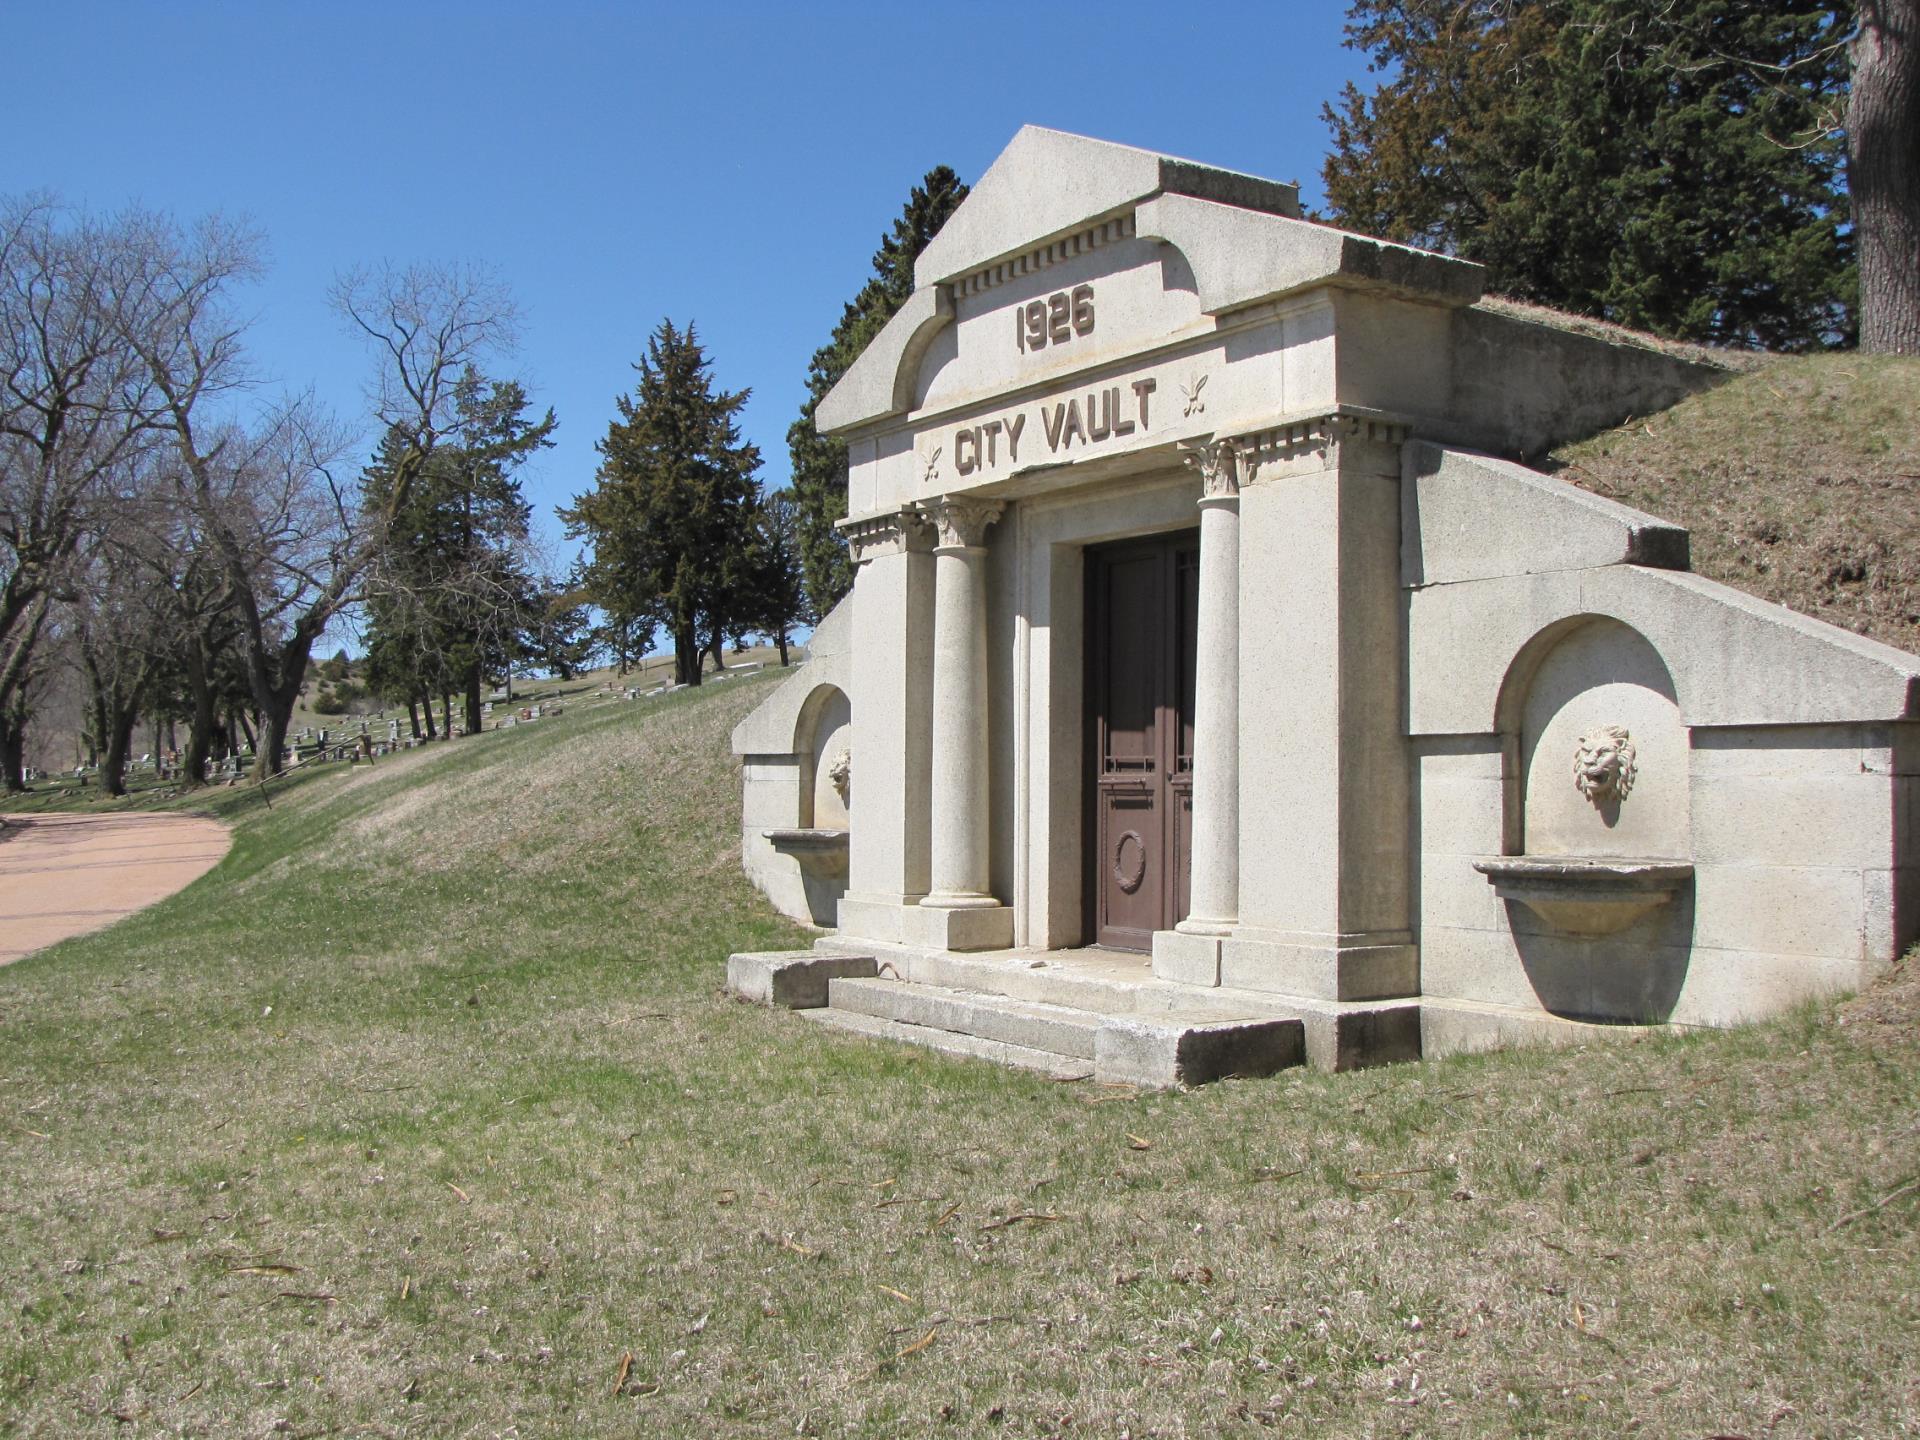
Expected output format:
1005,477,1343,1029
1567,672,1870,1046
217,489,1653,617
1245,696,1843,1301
764,827,850,882
1473,855,1693,938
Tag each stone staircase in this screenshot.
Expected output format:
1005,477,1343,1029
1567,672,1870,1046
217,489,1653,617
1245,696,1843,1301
729,945,1423,1086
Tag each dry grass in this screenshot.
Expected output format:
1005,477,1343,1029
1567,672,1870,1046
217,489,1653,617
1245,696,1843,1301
1554,353,1920,655
1,674,1917,1438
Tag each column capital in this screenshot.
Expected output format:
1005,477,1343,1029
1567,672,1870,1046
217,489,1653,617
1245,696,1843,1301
838,506,932,566
917,495,1005,551
1178,435,1259,503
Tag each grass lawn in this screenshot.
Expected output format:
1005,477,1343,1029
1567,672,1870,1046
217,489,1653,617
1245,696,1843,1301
1,673,1916,1438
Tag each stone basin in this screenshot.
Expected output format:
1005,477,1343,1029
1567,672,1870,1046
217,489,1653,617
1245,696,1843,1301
764,828,850,882
1472,855,1694,938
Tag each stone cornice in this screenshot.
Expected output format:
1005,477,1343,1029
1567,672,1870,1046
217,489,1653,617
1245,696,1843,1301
950,215,1135,301
836,506,931,565
1227,409,1414,480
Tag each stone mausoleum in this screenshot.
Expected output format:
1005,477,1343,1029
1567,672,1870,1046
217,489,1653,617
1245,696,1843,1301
728,128,1919,1086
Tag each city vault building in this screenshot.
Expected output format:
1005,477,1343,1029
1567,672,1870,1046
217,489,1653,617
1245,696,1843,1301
727,128,1920,1085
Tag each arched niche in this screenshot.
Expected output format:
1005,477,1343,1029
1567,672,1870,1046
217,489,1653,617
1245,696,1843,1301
1497,615,1690,860
1476,616,1696,994
794,684,852,830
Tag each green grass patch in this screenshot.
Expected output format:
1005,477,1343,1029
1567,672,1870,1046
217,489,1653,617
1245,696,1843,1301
2,674,1916,1436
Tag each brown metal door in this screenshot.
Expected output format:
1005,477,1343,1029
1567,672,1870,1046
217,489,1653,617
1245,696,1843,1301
1086,532,1199,950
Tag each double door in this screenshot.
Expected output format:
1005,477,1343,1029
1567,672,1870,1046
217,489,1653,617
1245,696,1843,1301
1085,532,1198,951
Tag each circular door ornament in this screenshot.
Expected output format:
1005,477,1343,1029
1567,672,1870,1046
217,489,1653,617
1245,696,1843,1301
1113,830,1147,894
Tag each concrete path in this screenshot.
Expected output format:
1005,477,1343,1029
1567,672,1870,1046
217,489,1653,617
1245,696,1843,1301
0,812,232,966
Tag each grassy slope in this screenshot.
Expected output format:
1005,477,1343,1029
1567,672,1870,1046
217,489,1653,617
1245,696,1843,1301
1,674,1916,1437
1554,353,1920,655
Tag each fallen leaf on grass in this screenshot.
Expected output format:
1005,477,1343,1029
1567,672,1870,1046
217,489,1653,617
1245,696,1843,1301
149,1229,187,1243
780,1236,816,1257
978,1212,1063,1232
272,1292,336,1305
896,1328,938,1359
716,1189,738,1207
1248,1167,1304,1185
930,1202,961,1232
227,1264,301,1276
1127,1134,1153,1151
877,1285,914,1304
611,1351,632,1397
446,1182,470,1204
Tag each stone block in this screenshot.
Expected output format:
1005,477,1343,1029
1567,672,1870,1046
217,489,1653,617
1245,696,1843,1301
1691,774,1895,869
1150,929,1222,986
1094,1016,1304,1088
727,950,876,1010
1300,1003,1423,1073
1402,441,1688,587
1690,863,1865,959
910,902,1015,953
1220,932,1419,1001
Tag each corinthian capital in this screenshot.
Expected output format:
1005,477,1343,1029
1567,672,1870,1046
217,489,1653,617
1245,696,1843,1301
1178,435,1257,501
919,495,1005,551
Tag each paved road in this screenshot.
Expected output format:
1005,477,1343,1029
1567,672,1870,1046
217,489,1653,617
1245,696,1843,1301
0,812,231,966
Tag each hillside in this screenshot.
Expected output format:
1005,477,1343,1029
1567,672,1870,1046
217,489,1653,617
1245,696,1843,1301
1,672,1916,1436
1553,353,1920,655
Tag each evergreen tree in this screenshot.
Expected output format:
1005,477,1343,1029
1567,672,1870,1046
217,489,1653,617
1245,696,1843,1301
362,368,555,734
1322,0,1855,350
747,489,807,666
562,320,762,687
788,166,968,615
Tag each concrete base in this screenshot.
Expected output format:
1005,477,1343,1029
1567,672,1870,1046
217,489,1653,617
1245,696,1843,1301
1221,929,1419,1001
834,895,921,944
1095,1016,1304,1087
726,950,877,1009
1420,995,1682,1058
910,901,1016,952
807,938,1422,1074
1151,928,1223,986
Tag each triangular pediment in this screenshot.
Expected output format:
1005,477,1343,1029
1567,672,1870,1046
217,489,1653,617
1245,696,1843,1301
912,126,1299,289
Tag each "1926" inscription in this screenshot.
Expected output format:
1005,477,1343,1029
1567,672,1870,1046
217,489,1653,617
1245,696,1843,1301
1015,284,1094,353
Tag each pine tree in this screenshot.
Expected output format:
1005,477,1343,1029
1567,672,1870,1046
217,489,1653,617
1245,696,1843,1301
362,368,554,734
562,321,762,687
1322,0,1855,350
788,166,968,615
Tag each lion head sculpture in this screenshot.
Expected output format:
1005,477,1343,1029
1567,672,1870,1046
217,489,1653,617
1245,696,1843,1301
827,748,851,807
1572,724,1636,806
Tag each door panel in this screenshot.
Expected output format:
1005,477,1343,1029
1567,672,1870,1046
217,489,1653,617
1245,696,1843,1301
1086,532,1199,951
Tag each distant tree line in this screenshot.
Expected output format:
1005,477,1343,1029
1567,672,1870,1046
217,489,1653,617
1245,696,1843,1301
0,197,585,794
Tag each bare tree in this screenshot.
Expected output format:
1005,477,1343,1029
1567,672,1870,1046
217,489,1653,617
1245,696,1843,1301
0,197,175,781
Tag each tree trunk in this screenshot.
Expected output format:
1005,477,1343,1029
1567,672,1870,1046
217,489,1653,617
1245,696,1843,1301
101,703,140,798
1853,0,1920,354
464,656,483,738
441,691,452,739
235,709,257,752
0,705,25,792
775,631,790,667
407,698,422,739
181,645,216,789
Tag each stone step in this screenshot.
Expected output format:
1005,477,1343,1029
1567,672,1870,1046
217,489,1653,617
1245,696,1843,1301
798,1007,1093,1080
827,976,1102,1059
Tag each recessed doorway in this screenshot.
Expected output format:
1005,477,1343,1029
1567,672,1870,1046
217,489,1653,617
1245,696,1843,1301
1084,531,1198,950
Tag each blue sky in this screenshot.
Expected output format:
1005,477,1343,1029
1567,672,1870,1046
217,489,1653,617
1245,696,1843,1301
3,1,1374,569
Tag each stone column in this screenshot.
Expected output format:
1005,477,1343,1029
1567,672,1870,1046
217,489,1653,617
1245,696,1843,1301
916,495,1015,951
1153,437,1249,987
1182,438,1248,929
